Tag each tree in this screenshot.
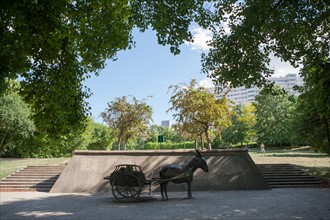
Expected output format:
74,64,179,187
202,0,329,88
1,0,214,136
147,124,180,143
201,0,329,150
101,96,153,150
168,79,232,149
222,103,256,146
81,118,114,150
294,57,330,153
0,88,35,156
239,103,256,142
253,86,297,146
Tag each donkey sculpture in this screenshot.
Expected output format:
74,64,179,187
159,149,208,200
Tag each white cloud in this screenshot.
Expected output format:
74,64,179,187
186,25,300,78
185,27,212,52
199,77,215,88
269,55,301,77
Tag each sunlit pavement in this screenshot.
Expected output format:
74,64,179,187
1,188,330,220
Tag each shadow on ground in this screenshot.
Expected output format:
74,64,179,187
1,189,330,220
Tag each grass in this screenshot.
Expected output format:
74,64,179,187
0,158,70,179
1,146,329,181
249,146,330,181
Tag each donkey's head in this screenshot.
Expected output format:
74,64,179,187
194,149,209,172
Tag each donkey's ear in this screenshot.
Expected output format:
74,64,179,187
195,149,202,158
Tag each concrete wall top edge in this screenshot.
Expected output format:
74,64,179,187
74,149,248,156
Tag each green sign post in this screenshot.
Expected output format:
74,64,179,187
158,135,164,143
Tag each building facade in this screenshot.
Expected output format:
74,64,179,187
215,73,303,104
161,120,171,128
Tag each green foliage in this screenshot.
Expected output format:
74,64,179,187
3,0,327,154
147,124,181,143
201,0,329,151
2,115,114,157
294,57,330,153
81,118,114,150
202,0,329,88
101,96,153,150
222,104,256,146
253,86,298,146
1,0,215,137
0,90,35,156
144,141,195,150
12,131,84,158
131,0,215,54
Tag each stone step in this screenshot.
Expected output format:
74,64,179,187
0,182,55,187
264,176,319,180
271,184,322,188
0,165,65,192
16,167,65,171
8,174,60,177
17,169,65,172
2,177,58,181
0,180,56,184
261,174,312,177
0,186,52,192
266,179,321,183
0,187,50,192
3,176,59,180
12,170,62,176
257,164,322,188
25,166,66,168
268,182,322,186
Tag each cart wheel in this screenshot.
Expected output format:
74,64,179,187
111,173,142,201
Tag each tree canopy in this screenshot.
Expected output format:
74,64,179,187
294,57,330,153
168,79,232,149
202,0,329,152
222,103,255,146
253,86,298,146
101,96,153,150
1,0,214,136
202,0,329,88
0,87,35,156
2,0,329,152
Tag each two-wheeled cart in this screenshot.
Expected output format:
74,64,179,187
104,164,181,201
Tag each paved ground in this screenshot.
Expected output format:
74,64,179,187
1,188,330,220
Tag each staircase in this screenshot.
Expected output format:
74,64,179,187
0,166,66,192
257,164,322,188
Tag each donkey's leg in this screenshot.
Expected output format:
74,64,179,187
160,182,167,199
160,182,165,199
163,182,169,200
187,182,192,199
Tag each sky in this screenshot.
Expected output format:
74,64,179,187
83,27,299,125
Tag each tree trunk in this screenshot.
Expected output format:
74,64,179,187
201,135,204,150
123,140,128,151
204,128,212,150
117,137,121,151
325,119,330,155
0,130,9,150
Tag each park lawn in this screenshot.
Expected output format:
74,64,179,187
0,158,70,179
249,146,330,181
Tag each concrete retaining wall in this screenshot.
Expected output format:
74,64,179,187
50,150,269,193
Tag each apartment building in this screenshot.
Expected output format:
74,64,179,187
161,120,172,128
215,73,303,104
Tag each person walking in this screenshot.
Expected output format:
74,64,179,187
260,142,266,156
